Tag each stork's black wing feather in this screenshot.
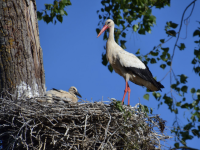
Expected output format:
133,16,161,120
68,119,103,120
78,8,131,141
52,88,61,92
125,64,164,91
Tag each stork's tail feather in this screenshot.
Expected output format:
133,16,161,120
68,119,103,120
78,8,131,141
155,80,164,91
143,64,164,91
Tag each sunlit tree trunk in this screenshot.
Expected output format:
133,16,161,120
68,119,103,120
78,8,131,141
0,0,45,98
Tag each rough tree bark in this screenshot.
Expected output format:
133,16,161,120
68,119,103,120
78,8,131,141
0,0,45,98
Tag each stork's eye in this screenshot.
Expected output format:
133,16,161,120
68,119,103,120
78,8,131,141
107,22,110,24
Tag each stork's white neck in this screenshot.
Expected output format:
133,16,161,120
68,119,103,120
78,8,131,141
108,25,115,41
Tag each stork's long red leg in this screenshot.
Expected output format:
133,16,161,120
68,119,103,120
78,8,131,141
127,84,131,105
122,81,128,105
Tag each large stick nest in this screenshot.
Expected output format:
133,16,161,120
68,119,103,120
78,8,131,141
0,96,172,150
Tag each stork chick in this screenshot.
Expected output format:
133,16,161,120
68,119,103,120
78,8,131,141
46,86,82,103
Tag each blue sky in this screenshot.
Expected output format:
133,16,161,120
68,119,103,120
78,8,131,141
36,0,200,149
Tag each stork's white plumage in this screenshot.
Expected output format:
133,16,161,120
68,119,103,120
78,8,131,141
97,19,164,105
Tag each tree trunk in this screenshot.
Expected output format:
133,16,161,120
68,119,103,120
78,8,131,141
0,0,45,98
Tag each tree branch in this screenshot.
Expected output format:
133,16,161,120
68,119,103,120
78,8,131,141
171,0,197,62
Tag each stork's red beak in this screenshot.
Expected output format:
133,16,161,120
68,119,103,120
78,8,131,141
97,25,109,38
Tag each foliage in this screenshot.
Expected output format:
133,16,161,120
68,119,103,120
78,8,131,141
114,100,152,116
96,0,199,149
192,22,200,76
37,0,71,24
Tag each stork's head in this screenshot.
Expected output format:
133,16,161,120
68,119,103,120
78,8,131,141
69,86,82,98
97,19,114,38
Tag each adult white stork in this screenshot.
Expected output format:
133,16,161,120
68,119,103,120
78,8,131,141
97,19,164,105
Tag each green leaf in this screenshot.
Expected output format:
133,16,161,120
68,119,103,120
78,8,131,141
59,1,64,7
102,53,108,66
161,47,169,52
169,21,178,29
181,103,192,109
99,15,102,19
139,104,149,114
180,130,193,141
192,101,197,107
163,94,173,111
133,24,139,32
192,129,200,137
115,101,124,112
194,49,200,58
150,58,156,64
193,66,200,74
60,9,65,16
184,123,193,130
105,5,112,12
150,51,159,56
167,30,176,37
108,64,113,72
178,43,186,50
50,12,56,18
56,14,63,23
173,108,178,114
54,8,59,13
149,15,156,24
171,84,177,89
45,4,52,10
160,64,166,69
155,93,161,99
122,32,126,38
193,29,200,37
174,142,179,148
194,40,200,43
160,39,165,43
103,31,108,40
120,40,126,49
43,14,52,24
190,88,196,94
37,11,43,20
167,61,171,66
150,108,153,114
136,49,140,54
138,27,145,35
178,74,188,83
62,0,71,5
176,102,181,107
196,89,200,96
192,58,197,64
143,94,149,100
160,54,167,61
181,86,188,93
96,28,100,35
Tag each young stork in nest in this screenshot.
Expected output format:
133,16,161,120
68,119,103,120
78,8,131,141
46,86,82,103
